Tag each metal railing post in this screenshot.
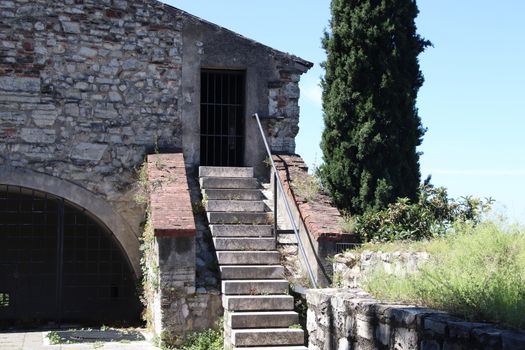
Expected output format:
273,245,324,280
273,171,278,244
252,113,318,289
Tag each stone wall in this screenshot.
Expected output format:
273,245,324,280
307,288,525,350
333,250,431,288
0,0,311,274
0,0,186,271
271,154,357,287
146,153,222,343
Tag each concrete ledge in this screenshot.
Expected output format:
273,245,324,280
147,153,196,238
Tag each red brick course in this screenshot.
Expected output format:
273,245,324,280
148,153,196,238
273,154,357,242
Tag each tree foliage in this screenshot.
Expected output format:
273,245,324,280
320,0,431,214
354,184,494,242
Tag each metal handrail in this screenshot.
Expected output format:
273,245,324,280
252,113,318,289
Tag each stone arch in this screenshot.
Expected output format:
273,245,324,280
0,165,141,277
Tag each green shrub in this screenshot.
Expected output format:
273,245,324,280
363,222,525,330
354,184,493,242
169,321,223,350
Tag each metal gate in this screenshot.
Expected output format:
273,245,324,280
0,185,141,327
200,69,245,166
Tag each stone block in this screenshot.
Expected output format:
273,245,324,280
20,128,55,143
70,142,108,161
356,315,374,340
393,327,419,350
376,322,391,346
0,77,40,92
32,109,58,127
424,316,448,336
61,21,80,33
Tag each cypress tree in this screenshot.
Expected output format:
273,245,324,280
320,0,431,214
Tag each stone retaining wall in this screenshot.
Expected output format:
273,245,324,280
333,250,431,288
307,288,525,350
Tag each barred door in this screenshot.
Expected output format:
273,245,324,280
200,69,245,166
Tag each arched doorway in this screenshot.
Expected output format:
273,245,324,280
0,185,141,327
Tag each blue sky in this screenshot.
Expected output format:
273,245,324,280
167,1,525,222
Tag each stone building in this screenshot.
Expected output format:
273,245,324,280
0,0,312,330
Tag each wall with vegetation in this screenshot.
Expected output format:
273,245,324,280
307,288,525,350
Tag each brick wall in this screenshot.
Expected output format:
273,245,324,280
148,153,195,238
273,154,355,241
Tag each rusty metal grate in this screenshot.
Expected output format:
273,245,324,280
200,69,245,166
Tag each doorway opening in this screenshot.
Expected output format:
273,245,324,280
200,69,245,166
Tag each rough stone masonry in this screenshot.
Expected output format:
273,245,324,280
0,0,311,276
0,0,312,338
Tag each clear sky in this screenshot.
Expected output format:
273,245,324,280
166,0,525,222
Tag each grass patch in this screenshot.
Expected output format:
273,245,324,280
362,221,525,330
291,172,321,202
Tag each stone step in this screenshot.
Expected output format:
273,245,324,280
200,177,259,189
207,212,272,225
223,295,294,311
203,189,263,201
220,265,284,280
199,166,253,178
206,200,266,212
217,251,280,265
231,328,304,347
233,346,308,350
227,311,299,329
210,224,273,237
213,237,276,251
222,280,289,295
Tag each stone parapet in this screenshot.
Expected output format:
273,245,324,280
272,154,356,242
147,153,196,238
271,154,357,286
307,288,525,350
144,153,221,344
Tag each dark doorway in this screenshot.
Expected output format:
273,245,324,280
0,185,141,328
200,69,245,166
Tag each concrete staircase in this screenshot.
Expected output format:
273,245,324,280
199,166,307,350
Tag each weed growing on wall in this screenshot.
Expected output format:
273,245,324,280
290,172,322,202
139,213,159,329
362,222,525,330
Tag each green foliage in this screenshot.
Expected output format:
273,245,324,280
320,0,431,214
47,331,63,345
140,214,159,329
170,322,224,350
354,184,493,242
134,160,149,205
363,222,525,330
339,213,355,233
